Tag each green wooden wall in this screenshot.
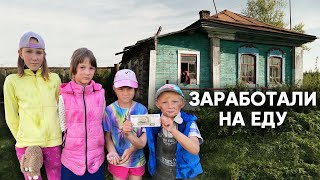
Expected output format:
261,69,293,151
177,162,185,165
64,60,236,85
155,33,293,90
220,40,293,87
156,32,211,90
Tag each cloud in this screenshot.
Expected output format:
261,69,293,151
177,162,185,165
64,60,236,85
0,0,187,66
0,0,318,70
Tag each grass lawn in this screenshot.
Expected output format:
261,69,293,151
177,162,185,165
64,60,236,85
0,126,24,180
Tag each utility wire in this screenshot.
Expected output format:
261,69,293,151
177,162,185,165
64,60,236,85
213,0,218,14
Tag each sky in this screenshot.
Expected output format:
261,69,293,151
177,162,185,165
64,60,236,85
0,0,319,72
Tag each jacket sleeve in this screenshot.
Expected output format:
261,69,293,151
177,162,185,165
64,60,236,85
58,95,66,132
3,76,19,139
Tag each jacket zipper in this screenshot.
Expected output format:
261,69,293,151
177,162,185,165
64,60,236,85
62,129,68,148
83,87,88,169
34,73,37,88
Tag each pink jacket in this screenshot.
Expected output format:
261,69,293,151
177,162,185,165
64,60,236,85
60,80,105,176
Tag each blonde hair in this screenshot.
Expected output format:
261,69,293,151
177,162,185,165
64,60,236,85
69,48,97,79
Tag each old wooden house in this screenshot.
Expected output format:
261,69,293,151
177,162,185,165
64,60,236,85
116,10,317,109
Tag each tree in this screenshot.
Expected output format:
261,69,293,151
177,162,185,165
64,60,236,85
242,0,309,50
292,22,305,33
242,0,287,27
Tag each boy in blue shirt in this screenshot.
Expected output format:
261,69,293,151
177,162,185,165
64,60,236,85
146,84,203,179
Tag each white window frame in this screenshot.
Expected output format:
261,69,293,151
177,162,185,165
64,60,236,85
177,50,200,85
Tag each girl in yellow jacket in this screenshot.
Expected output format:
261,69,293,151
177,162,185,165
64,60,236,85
3,31,62,180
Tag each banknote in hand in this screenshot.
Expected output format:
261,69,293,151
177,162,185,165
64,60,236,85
130,114,161,127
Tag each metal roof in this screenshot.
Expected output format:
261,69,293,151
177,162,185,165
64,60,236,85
205,9,311,36
117,10,317,55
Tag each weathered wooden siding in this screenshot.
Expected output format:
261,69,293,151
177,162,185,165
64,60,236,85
220,40,293,87
120,43,152,106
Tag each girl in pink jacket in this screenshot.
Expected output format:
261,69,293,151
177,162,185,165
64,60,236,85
59,48,105,180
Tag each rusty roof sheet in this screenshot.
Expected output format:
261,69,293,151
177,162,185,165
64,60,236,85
118,10,317,55
207,9,303,35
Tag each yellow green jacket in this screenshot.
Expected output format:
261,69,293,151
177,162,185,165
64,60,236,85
4,69,62,148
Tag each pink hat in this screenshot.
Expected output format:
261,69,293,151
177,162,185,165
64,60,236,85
114,69,138,88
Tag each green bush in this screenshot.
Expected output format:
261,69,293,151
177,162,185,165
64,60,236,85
194,108,320,180
303,71,320,92
190,72,320,179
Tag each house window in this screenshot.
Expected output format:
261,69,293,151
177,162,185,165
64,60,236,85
240,54,256,84
269,57,282,84
267,49,285,85
238,45,259,85
178,50,200,85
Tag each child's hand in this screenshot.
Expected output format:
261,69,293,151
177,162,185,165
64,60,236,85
160,115,175,132
106,152,120,165
119,148,135,164
122,120,133,136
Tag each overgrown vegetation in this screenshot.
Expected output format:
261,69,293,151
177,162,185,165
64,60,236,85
193,71,320,179
195,107,320,179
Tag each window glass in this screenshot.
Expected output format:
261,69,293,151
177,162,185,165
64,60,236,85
240,54,256,84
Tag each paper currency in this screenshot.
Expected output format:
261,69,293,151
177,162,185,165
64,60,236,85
130,114,161,127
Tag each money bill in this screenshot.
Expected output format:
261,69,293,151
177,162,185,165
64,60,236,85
130,114,161,127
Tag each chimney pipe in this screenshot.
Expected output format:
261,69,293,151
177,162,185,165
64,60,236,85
199,10,210,20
